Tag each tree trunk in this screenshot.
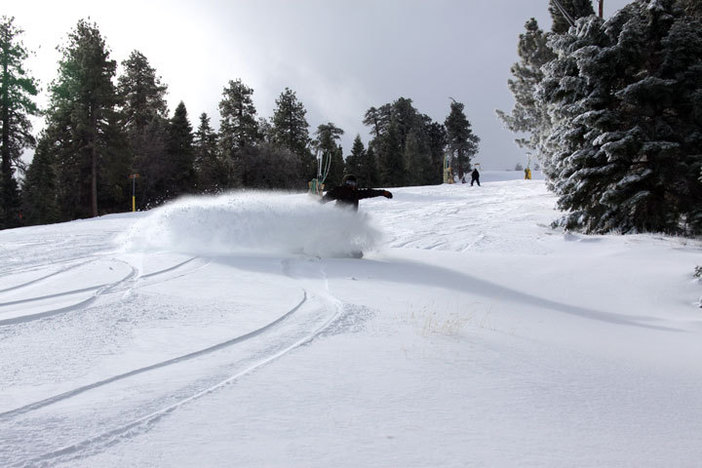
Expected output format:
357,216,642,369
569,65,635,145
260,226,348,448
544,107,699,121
90,104,98,217
1,60,12,225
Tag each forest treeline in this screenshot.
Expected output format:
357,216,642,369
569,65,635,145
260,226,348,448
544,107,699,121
0,17,480,228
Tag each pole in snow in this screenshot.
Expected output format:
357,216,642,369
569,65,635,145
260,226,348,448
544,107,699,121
129,173,139,212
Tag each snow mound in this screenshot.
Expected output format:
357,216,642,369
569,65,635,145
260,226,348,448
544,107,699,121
120,191,383,258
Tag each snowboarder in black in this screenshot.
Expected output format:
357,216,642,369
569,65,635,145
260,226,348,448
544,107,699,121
321,174,393,211
470,168,480,186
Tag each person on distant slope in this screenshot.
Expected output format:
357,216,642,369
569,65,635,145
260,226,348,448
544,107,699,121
321,174,393,211
470,168,481,186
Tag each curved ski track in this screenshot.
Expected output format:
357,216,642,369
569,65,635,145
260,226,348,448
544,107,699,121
0,291,308,421
0,256,208,326
1,257,347,467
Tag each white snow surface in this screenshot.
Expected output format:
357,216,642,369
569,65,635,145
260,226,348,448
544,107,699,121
1,172,701,467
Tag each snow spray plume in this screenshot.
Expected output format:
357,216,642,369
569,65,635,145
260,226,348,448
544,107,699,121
121,191,383,257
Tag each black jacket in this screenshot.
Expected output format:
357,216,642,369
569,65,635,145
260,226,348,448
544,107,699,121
321,186,391,211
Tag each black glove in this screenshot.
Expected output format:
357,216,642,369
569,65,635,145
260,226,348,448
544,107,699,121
383,190,393,199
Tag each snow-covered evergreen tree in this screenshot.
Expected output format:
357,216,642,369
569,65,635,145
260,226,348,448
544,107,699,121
496,19,554,164
540,0,702,235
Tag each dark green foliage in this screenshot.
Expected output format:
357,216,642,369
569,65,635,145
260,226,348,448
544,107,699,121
218,79,259,151
363,97,448,187
218,79,259,189
164,101,195,198
238,142,301,190
345,134,379,188
117,49,169,208
377,116,404,186
271,87,315,184
44,19,123,219
344,135,365,180
445,99,480,181
118,50,168,135
21,136,59,225
425,121,447,185
128,117,168,208
97,110,131,213
193,112,224,193
0,16,39,228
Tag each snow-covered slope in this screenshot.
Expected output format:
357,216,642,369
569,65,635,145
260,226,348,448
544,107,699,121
1,172,701,467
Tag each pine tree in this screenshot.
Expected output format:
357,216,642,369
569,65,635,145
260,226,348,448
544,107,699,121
47,19,122,219
21,135,59,225
0,16,39,228
193,112,223,193
219,79,261,187
376,118,403,186
97,109,131,213
496,19,555,162
364,98,440,187
258,117,274,144
403,130,425,185
541,0,702,235
271,87,314,185
219,79,259,149
363,106,390,143
117,50,169,208
218,78,260,188
444,99,480,181
118,50,168,137
164,101,194,198
345,135,379,188
345,135,365,180
362,145,379,188
425,121,447,184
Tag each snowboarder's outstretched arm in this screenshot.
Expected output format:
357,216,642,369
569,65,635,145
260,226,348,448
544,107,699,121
356,188,393,200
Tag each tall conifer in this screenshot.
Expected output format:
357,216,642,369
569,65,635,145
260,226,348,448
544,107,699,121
0,16,39,228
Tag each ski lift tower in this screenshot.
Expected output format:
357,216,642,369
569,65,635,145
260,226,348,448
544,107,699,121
443,153,454,184
308,148,332,196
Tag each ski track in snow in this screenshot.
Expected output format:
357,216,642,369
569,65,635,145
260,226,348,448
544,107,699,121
0,256,212,326
0,250,353,466
0,289,306,421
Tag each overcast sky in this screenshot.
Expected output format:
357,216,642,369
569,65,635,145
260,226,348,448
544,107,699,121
7,0,632,170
